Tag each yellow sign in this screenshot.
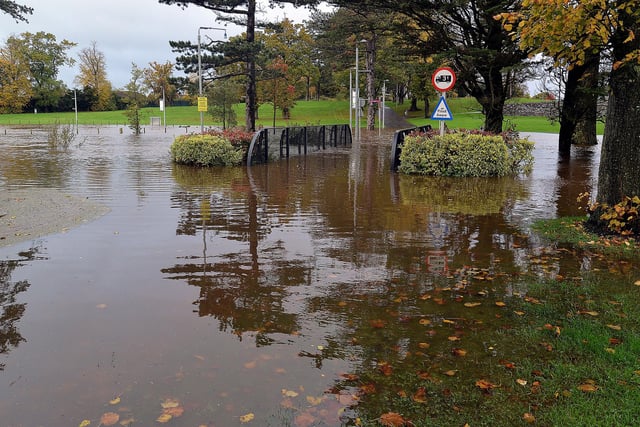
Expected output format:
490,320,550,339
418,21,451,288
197,97,208,112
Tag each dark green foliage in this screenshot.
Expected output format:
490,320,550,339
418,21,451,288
170,133,243,166
398,130,533,176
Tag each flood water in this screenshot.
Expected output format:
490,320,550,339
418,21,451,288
0,125,632,426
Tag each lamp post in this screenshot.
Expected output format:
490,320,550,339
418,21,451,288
354,39,367,140
198,26,227,133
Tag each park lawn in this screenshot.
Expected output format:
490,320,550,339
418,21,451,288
0,98,603,134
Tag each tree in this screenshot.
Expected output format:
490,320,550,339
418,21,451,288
159,0,318,131
326,0,530,133
3,32,75,112
0,47,31,112
75,41,113,111
208,77,241,129
124,63,150,135
0,0,32,22
500,0,640,208
143,61,176,105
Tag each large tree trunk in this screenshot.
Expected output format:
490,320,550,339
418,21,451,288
245,0,257,131
478,67,505,133
594,23,640,206
559,52,600,154
365,37,376,130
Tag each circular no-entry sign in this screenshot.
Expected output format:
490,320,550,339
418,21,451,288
432,67,456,92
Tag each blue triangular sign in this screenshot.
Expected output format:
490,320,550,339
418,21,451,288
431,96,453,121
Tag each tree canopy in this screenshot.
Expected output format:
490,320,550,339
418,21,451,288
0,0,32,22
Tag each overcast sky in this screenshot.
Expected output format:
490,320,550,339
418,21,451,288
0,0,316,89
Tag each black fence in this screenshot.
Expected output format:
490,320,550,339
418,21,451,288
389,124,432,171
247,125,352,166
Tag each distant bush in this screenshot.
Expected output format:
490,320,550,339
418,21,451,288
398,130,534,177
170,133,243,166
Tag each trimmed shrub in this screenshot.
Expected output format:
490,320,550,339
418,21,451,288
170,133,243,166
398,130,533,177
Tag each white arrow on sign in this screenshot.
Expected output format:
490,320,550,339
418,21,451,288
431,96,453,121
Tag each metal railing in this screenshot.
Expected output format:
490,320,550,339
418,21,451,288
389,124,432,171
246,124,352,166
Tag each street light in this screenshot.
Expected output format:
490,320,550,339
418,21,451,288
198,25,227,133
355,39,367,140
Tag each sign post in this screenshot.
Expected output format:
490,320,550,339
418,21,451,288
431,67,457,136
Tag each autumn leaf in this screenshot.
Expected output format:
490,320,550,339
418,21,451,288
379,412,407,427
475,379,497,391
370,319,386,328
294,411,317,427
161,398,180,409
514,311,525,316
379,362,393,376
464,302,481,308
577,383,598,392
419,318,432,326
282,389,299,397
99,412,119,426
412,387,428,403
239,413,255,423
606,324,622,331
306,395,323,406
156,413,172,423
495,301,506,307
523,412,536,423
163,406,184,417
516,378,528,386
579,310,599,316
108,396,120,405
451,348,467,357
443,370,458,376
418,342,430,349
78,420,91,427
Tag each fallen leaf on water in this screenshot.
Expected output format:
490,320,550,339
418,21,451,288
306,395,323,406
99,412,119,426
464,302,481,308
244,360,257,369
294,411,317,427
119,417,135,426
156,413,172,423
282,389,299,397
78,420,90,427
161,398,180,409
109,396,120,405
239,413,255,423
194,354,206,361
379,412,407,427
163,406,184,417
523,412,536,423
96,304,107,309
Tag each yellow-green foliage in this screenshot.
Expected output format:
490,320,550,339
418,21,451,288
398,132,533,177
170,134,243,167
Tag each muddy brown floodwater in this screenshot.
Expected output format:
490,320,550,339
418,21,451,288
0,125,633,426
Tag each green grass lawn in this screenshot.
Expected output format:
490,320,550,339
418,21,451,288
0,97,603,134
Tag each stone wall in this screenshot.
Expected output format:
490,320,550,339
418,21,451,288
503,102,558,117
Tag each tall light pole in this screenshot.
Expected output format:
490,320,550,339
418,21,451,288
73,88,78,134
198,26,227,133
354,39,367,140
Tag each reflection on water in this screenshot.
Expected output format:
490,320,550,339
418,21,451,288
0,126,628,426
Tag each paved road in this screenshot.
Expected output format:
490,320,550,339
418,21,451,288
382,106,414,129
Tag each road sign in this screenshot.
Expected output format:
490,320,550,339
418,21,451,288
431,96,453,121
432,67,456,92
197,96,208,112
